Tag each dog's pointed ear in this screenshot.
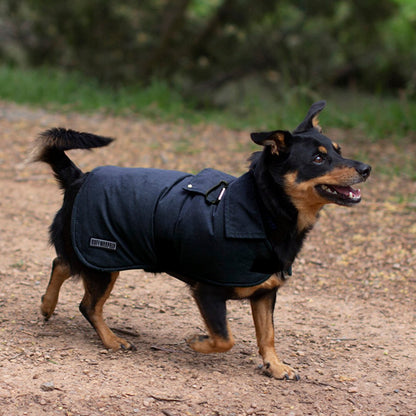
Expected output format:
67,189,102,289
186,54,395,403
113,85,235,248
293,100,326,134
250,130,292,155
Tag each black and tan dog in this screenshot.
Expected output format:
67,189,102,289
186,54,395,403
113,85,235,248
33,101,370,380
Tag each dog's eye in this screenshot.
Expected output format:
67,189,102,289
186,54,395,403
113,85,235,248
313,155,325,164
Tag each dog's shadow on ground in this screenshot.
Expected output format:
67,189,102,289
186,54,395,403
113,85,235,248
31,307,264,378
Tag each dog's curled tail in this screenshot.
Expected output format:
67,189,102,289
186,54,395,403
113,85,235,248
32,128,114,190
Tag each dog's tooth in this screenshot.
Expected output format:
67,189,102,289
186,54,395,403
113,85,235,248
349,191,353,198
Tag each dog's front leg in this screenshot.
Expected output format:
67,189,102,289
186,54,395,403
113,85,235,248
250,289,299,380
188,284,235,353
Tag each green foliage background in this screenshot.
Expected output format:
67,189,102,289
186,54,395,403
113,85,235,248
1,0,416,140
1,0,415,93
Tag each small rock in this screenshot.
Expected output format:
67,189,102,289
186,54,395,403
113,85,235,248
40,381,55,391
143,398,155,407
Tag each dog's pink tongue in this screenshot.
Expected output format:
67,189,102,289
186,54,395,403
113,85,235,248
332,185,361,198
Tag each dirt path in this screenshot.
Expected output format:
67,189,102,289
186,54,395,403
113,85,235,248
0,101,415,416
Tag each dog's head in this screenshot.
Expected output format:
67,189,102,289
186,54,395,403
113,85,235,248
251,101,371,230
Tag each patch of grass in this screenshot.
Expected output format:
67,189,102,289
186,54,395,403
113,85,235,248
324,89,416,141
0,65,190,119
1,65,416,141
0,66,110,111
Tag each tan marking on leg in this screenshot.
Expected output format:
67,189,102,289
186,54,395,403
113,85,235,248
41,257,71,320
251,293,298,380
233,275,284,299
187,290,235,354
81,272,134,351
188,321,235,354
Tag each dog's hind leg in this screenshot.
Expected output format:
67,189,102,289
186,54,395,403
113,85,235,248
41,257,71,320
187,284,235,353
250,288,299,380
79,270,136,351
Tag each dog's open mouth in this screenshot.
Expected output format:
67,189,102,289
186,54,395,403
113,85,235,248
316,184,361,205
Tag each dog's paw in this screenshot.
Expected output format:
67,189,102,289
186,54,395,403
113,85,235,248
120,341,137,352
40,307,52,321
187,334,234,353
108,337,136,352
40,295,55,321
261,361,300,380
187,334,212,353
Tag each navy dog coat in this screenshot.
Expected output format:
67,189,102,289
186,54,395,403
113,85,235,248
71,166,282,287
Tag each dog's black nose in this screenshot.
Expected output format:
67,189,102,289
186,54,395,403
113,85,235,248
356,163,371,180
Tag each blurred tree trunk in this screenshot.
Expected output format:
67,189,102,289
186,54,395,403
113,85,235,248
141,0,191,79
188,0,257,93
190,0,235,57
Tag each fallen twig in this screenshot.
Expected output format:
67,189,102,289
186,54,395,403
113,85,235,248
304,380,340,390
150,345,177,353
111,327,140,338
150,395,184,402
